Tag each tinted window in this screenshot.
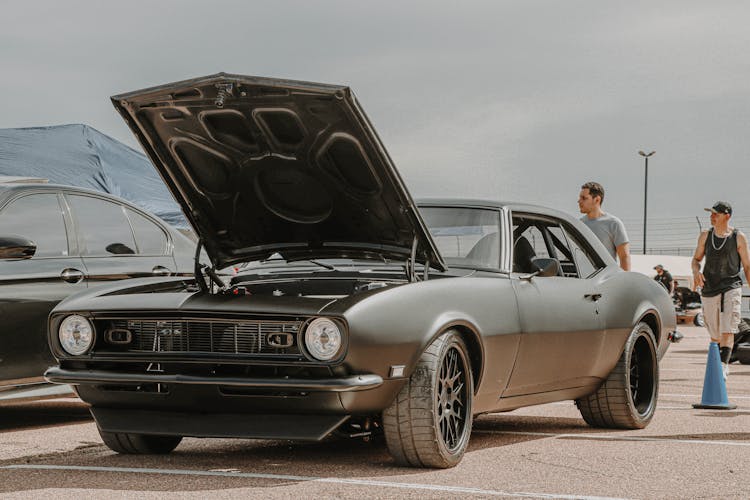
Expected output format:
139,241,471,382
421,207,500,269
0,193,69,257
127,208,168,255
68,195,137,256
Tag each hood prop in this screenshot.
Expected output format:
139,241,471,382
194,239,209,293
193,239,225,293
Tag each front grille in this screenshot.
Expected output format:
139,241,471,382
105,319,302,356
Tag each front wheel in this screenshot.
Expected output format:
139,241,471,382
383,330,474,468
576,321,658,429
99,430,182,454
693,312,705,327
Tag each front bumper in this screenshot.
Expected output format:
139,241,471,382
92,407,350,441
44,367,383,392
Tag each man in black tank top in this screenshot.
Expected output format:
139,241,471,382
692,201,750,381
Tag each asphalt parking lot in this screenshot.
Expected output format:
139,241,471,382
0,325,748,499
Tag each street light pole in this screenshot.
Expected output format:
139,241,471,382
638,150,655,254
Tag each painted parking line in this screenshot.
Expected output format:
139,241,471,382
474,430,750,447
0,464,629,500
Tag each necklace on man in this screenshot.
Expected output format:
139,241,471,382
711,229,730,251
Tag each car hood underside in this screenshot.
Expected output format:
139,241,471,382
111,73,444,271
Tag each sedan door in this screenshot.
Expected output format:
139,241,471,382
503,215,606,397
65,193,176,285
0,192,86,382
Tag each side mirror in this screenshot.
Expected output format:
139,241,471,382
0,235,37,260
531,257,560,277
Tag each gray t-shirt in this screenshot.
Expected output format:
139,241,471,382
579,213,629,259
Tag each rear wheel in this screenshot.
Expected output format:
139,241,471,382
383,330,473,468
99,430,182,454
576,321,658,429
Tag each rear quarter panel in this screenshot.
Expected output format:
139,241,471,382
596,265,676,363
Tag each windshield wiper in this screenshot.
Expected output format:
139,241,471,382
308,260,336,270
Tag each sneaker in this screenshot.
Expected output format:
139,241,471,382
723,363,729,381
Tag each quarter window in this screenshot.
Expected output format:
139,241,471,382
126,208,168,255
0,193,69,257
559,225,601,278
68,195,137,256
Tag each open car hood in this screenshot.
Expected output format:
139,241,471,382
112,73,445,271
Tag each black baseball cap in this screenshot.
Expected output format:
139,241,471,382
704,201,732,215
653,264,663,270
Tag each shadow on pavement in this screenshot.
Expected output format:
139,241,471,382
0,399,90,433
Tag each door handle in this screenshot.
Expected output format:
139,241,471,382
60,268,85,284
152,265,173,277
584,293,602,301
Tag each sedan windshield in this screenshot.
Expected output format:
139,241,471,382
420,207,501,269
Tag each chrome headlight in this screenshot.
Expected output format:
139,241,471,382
58,315,94,355
304,317,342,361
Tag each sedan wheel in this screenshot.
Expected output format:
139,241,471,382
693,312,705,327
99,430,182,454
383,330,473,468
576,321,658,429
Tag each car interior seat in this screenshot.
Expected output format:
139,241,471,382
465,232,499,268
513,236,537,273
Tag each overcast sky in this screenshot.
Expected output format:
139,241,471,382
2,1,749,251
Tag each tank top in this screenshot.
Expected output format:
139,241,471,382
702,228,741,297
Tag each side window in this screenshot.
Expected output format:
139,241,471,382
126,208,168,255
522,225,550,258
547,225,579,277
0,193,69,257
68,195,137,256
512,217,550,273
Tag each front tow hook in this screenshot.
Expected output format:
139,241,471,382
668,330,684,343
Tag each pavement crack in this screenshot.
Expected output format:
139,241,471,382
521,453,617,478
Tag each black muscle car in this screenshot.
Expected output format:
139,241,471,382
45,74,678,468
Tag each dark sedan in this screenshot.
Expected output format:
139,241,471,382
0,181,195,396
45,74,677,468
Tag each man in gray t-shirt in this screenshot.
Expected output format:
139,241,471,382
578,181,630,271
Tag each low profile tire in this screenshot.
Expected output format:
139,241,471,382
383,330,474,468
99,430,182,454
576,321,658,429
693,312,705,327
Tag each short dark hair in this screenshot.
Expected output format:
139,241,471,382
581,181,605,203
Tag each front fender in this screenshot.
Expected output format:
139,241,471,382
339,275,521,409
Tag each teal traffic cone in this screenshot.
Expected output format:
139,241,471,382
693,342,737,410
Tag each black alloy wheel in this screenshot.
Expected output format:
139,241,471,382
437,344,470,453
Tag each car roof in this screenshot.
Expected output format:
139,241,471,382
0,183,173,225
416,198,578,222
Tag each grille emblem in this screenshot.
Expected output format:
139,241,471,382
267,332,294,348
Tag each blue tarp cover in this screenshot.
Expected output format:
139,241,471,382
0,124,187,228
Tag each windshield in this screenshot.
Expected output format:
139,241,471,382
420,207,501,269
